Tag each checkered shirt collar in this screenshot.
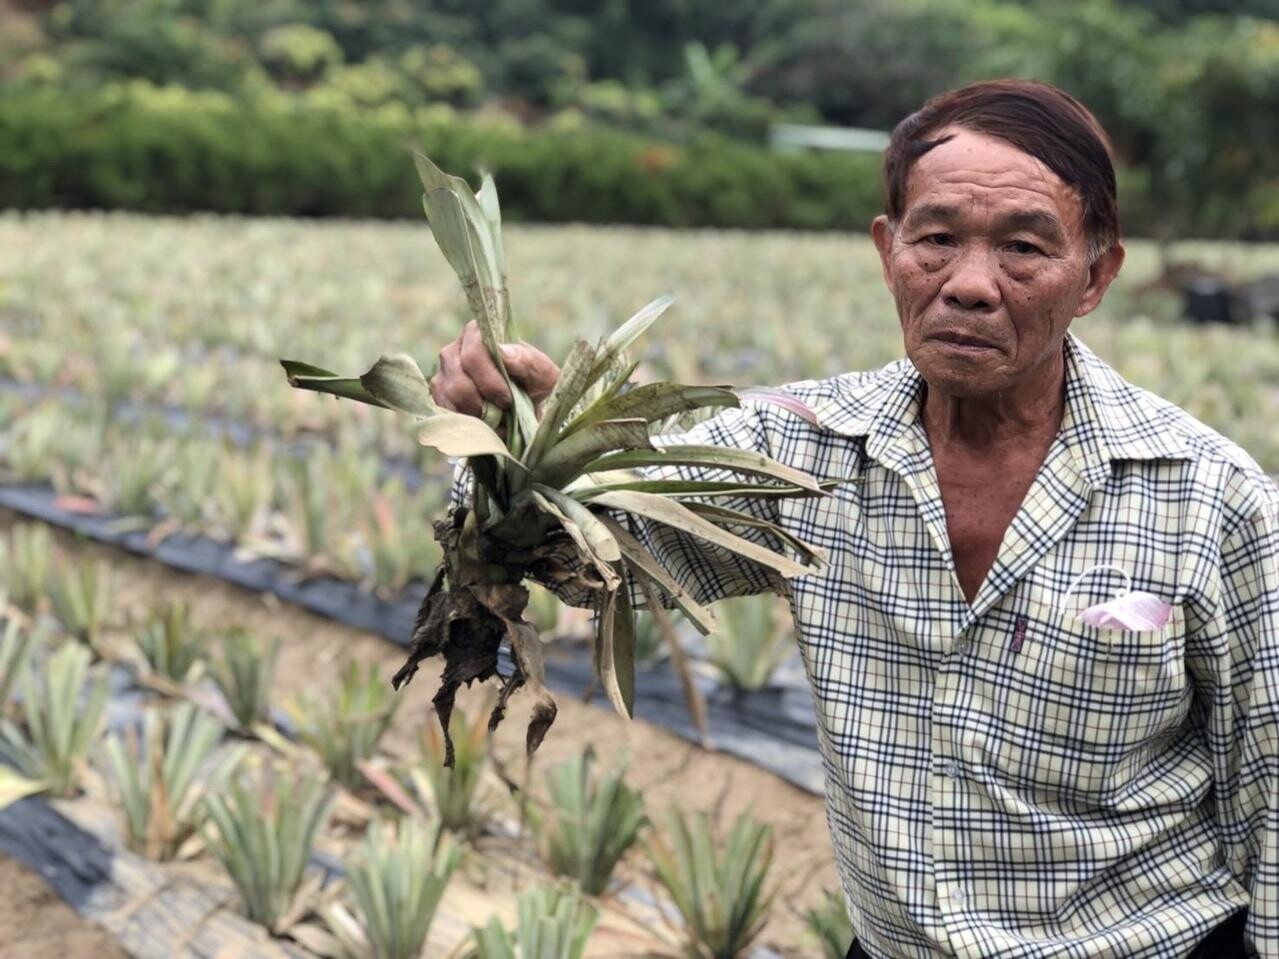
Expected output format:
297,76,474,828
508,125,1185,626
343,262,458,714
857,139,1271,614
812,332,1193,489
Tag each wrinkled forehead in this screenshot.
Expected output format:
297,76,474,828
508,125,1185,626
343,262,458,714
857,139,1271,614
900,126,1086,233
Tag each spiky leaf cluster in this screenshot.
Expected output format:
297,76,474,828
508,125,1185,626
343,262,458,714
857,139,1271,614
416,705,491,835
290,660,401,789
646,809,775,959
210,627,279,731
805,889,855,959
281,153,832,756
0,640,109,798
103,702,245,860
202,766,332,932
527,747,646,896
467,885,598,959
319,817,461,959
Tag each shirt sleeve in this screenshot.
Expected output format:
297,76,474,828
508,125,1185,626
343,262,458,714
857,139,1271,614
447,402,790,608
1202,497,1279,955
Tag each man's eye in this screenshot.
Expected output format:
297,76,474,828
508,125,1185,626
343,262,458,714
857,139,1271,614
1006,241,1043,256
921,233,954,247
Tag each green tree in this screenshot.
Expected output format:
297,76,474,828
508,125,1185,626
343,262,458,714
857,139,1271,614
258,23,343,85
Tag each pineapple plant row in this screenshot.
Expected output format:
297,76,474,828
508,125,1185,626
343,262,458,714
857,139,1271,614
0,402,454,596
0,535,789,959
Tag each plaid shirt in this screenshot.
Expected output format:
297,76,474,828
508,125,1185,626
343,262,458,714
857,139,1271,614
617,334,1279,958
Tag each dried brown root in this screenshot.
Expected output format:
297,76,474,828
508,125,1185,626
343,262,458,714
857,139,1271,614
391,509,560,766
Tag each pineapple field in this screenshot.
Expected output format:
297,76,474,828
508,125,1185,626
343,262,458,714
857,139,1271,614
0,206,1276,959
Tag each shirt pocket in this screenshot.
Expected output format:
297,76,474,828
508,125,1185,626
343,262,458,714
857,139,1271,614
1015,598,1190,755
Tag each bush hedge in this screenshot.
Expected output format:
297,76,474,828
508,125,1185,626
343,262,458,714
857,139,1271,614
0,83,887,231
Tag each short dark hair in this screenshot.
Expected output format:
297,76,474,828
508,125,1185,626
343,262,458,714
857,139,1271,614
883,79,1120,261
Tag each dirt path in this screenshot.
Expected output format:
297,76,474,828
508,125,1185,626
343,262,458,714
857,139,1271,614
1,511,841,955
0,856,129,959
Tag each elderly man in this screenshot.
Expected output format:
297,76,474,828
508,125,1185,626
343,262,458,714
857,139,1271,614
431,79,1279,958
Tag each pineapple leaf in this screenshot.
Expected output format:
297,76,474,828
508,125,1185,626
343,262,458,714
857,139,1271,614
413,152,502,295
360,353,438,417
575,477,842,500
632,572,709,742
531,418,652,489
529,489,622,592
280,360,390,409
601,578,636,718
563,383,738,437
530,484,620,562
596,514,717,634
0,765,45,810
584,444,829,494
521,339,599,472
475,172,507,281
584,293,674,388
417,413,520,463
683,501,827,568
589,490,811,578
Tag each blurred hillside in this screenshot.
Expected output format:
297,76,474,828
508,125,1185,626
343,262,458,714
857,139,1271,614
1,0,1276,238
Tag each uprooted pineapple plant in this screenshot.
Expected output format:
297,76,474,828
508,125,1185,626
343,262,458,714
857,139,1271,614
281,152,834,760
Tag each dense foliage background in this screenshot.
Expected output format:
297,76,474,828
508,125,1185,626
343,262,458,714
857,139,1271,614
1,0,1276,237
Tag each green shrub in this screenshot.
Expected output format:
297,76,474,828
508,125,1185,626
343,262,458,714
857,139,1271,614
1,523,54,614
0,620,37,717
135,600,205,685
704,594,793,692
103,702,245,860
49,557,115,647
416,706,491,836
102,434,173,519
258,24,343,85
321,817,461,959
0,82,884,231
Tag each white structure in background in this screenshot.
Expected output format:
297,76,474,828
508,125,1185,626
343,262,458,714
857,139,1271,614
768,122,890,154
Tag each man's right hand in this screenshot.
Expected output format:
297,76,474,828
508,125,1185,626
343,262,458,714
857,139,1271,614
430,321,560,417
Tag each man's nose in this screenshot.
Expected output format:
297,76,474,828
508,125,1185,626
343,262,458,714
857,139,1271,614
940,246,1001,311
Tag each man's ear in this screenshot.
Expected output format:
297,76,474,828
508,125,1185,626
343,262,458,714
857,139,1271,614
871,215,896,289
1074,241,1125,318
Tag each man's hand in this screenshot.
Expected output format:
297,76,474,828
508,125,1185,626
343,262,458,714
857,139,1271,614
430,320,560,417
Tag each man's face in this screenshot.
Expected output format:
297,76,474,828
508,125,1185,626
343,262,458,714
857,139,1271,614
871,127,1124,399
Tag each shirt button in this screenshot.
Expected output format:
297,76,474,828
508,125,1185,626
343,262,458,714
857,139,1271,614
951,886,967,907
952,637,972,657
944,761,962,779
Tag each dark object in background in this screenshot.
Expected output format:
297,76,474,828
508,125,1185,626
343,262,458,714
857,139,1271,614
1183,277,1234,325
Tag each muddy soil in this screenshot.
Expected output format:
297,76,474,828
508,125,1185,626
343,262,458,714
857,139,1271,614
1,511,842,956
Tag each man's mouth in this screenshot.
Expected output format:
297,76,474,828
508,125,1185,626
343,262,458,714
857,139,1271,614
929,332,1000,351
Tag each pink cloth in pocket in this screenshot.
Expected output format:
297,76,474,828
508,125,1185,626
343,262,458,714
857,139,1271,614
1077,591,1173,631
1064,563,1174,631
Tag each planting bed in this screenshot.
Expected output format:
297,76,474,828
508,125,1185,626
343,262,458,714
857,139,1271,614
0,472,825,792
0,510,838,955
